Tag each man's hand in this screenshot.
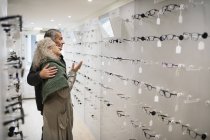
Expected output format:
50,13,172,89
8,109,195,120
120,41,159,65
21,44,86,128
71,61,83,72
39,64,57,79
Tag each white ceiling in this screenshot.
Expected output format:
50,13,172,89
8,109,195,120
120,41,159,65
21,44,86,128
8,0,127,30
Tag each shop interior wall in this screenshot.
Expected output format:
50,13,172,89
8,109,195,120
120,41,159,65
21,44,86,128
64,0,210,140
132,0,210,140
0,0,7,139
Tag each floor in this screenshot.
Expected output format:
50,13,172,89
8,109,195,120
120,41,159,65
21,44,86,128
21,99,96,140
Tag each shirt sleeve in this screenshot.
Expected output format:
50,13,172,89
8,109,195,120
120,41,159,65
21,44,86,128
67,70,77,90
27,65,43,86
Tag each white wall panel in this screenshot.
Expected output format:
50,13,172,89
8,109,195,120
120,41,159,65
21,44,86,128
64,0,210,140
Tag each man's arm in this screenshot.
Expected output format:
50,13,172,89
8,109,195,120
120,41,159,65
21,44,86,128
27,64,58,86
27,65,42,86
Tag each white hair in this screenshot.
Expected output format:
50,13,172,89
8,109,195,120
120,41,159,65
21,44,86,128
32,37,59,68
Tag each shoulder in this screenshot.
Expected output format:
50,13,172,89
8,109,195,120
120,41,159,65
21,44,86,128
40,58,56,68
45,60,58,66
40,58,65,69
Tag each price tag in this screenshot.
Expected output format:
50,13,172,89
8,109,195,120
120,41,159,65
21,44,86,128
157,17,160,25
178,14,183,24
149,120,153,126
174,104,179,112
168,124,173,132
141,46,144,53
123,121,127,126
176,45,181,54
138,87,142,94
198,41,205,50
157,40,162,47
154,95,159,102
139,66,143,74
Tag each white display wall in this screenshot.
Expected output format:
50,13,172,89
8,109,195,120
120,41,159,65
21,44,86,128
0,2,25,138
0,0,7,139
63,0,210,140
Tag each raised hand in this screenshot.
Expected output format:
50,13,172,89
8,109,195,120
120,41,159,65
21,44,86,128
71,61,83,72
39,64,58,79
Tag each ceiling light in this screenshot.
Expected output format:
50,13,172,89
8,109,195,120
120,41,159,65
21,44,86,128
88,0,92,2
58,23,61,26
30,22,34,24
50,19,54,22
68,16,71,18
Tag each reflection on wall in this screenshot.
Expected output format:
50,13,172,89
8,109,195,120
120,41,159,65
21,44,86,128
99,16,114,38
63,0,210,140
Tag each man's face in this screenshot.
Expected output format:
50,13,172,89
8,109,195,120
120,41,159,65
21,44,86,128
54,32,65,51
51,44,61,57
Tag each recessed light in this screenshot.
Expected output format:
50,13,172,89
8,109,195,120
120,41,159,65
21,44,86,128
30,22,34,24
68,16,71,18
50,19,54,22
58,23,61,26
88,0,92,2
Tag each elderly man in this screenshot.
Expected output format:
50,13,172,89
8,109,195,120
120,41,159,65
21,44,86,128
27,29,82,140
